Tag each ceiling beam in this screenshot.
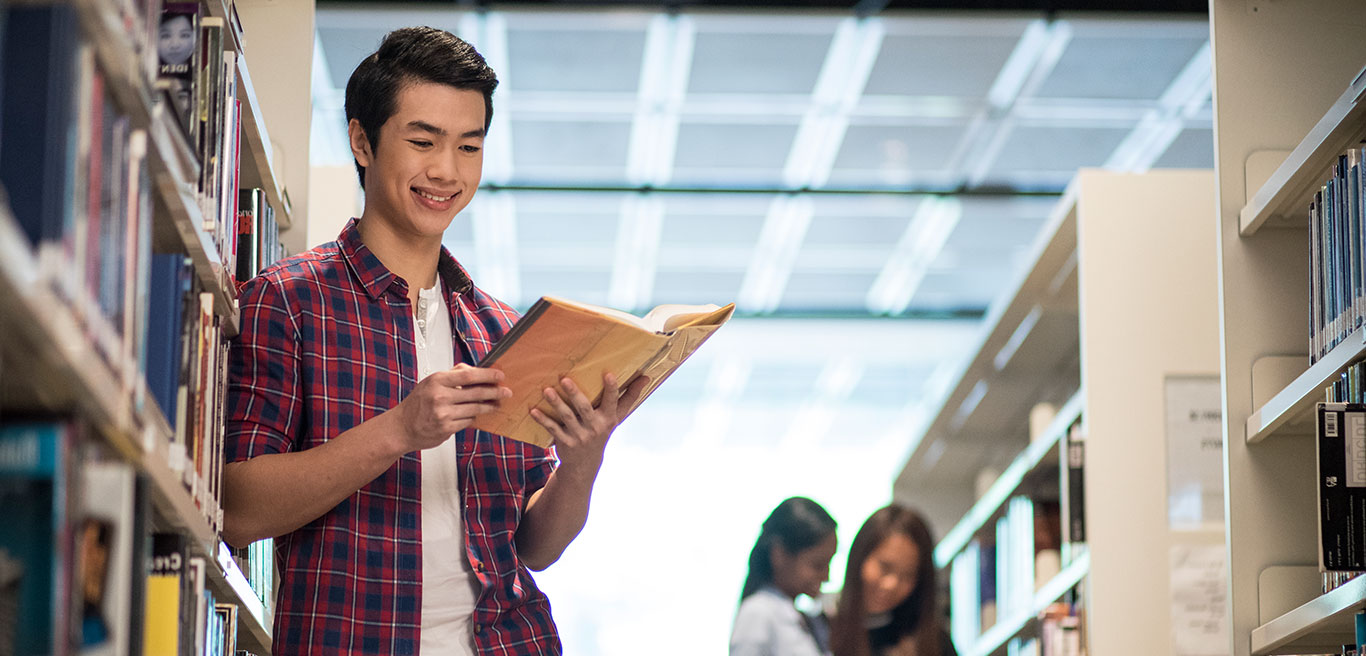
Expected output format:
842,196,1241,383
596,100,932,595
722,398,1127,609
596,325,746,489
469,191,522,305
952,19,1072,187
866,195,963,315
737,195,814,314
460,12,516,185
782,16,884,189
627,14,695,187
608,194,665,311
1103,41,1211,171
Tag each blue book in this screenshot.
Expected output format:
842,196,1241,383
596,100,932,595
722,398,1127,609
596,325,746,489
146,255,192,425
0,421,77,655
0,5,81,249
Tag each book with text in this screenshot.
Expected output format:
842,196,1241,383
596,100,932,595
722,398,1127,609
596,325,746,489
472,297,734,447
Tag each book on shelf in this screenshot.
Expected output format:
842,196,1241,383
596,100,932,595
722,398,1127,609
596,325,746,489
1308,143,1366,363
950,540,981,648
157,2,200,144
1059,418,1086,563
78,456,143,656
1316,402,1366,572
471,297,735,447
0,421,81,656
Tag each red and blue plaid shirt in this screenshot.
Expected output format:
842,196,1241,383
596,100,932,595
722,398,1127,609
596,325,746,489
225,219,561,655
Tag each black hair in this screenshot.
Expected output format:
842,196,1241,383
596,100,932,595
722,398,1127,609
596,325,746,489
740,496,838,603
344,26,498,189
829,504,942,656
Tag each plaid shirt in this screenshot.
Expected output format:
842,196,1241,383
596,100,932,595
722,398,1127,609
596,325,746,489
225,219,560,655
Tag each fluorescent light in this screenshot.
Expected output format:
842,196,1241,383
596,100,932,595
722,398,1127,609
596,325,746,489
608,194,664,310
866,196,963,315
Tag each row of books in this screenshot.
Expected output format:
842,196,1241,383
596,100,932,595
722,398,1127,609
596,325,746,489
0,420,275,656
1308,143,1366,363
148,534,252,656
948,497,1065,648
227,539,273,619
1,3,156,386
158,3,244,275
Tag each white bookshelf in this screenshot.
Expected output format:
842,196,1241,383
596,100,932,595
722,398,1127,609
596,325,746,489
933,391,1083,569
894,182,1081,537
1211,1,1366,655
904,170,1223,656
964,553,1091,656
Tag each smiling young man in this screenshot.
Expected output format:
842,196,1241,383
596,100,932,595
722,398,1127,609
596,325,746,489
220,27,646,655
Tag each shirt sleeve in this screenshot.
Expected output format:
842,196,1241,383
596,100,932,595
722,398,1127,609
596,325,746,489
224,275,302,462
729,597,775,656
523,442,557,494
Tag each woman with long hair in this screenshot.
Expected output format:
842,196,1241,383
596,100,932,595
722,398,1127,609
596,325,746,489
829,505,956,656
730,496,839,656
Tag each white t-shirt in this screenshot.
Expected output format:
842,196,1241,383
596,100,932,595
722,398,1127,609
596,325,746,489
415,282,481,655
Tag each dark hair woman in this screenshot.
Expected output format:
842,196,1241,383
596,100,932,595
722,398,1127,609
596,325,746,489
730,496,839,656
829,505,956,656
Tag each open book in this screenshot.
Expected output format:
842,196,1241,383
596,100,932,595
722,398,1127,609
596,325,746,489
471,296,735,447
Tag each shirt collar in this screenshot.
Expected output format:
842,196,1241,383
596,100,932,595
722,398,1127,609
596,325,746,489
338,218,473,301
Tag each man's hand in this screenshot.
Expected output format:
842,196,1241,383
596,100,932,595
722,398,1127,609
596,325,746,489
528,373,649,479
392,364,511,453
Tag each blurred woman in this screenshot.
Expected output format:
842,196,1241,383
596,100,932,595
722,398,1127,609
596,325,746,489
829,505,956,656
730,496,839,656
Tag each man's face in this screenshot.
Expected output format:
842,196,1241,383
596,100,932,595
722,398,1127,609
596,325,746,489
352,81,486,239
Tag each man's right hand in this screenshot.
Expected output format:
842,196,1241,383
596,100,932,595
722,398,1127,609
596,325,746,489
392,363,510,453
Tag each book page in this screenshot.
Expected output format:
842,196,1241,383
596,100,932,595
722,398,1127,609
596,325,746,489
645,303,726,332
547,296,729,333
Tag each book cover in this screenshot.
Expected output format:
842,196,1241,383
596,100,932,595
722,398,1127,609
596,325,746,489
156,3,198,144
78,458,136,656
471,297,734,447
0,421,79,656
144,534,185,656
1317,403,1366,571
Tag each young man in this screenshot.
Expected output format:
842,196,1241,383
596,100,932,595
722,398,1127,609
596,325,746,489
221,27,646,655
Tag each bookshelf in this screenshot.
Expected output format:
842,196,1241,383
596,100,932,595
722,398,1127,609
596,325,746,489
1211,1,1366,655
897,170,1222,655
0,199,273,653
0,0,308,652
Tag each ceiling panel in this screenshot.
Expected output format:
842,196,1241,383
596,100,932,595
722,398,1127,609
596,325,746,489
988,125,1132,179
688,31,833,95
781,271,883,310
865,27,1025,98
1153,127,1216,169
671,122,800,185
505,29,646,93
1033,21,1208,100
652,270,746,306
831,124,969,177
508,119,632,182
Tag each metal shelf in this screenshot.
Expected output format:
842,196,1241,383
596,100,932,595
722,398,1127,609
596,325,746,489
1251,574,1366,655
1239,67,1366,235
1244,327,1365,444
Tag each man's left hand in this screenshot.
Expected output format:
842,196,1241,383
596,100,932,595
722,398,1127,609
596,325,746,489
529,372,650,481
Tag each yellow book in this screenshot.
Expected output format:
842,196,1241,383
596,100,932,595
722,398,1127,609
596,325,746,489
472,297,734,446
142,574,180,656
